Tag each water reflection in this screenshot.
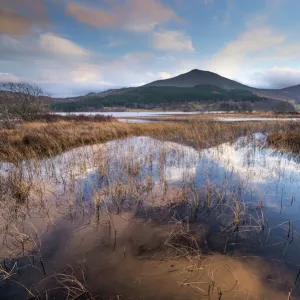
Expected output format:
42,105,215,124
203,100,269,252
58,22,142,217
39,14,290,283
1,133,300,299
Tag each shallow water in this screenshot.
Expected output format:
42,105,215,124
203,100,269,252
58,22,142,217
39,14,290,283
56,111,201,123
56,111,200,118
216,117,300,122
1,134,300,299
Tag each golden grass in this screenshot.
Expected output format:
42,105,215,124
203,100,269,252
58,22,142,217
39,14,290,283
137,111,300,122
268,129,300,154
1,119,299,162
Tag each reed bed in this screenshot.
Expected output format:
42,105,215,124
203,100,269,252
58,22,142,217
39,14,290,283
1,119,298,161
268,129,300,154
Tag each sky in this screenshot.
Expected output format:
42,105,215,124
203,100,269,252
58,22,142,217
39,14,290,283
1,0,300,97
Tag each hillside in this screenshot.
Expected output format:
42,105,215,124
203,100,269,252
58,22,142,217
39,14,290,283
144,69,253,90
279,84,300,103
52,85,263,111
84,88,134,98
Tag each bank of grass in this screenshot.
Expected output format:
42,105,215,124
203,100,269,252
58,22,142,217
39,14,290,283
136,111,300,122
1,119,299,161
268,129,300,154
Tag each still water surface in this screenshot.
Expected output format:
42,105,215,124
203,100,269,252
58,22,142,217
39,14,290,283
1,134,300,298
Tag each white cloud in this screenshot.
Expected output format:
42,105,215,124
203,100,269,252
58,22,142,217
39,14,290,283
0,72,20,82
152,30,195,52
0,32,92,62
205,27,285,79
40,33,91,57
39,63,102,84
158,72,171,79
250,67,300,88
274,44,300,60
0,32,105,96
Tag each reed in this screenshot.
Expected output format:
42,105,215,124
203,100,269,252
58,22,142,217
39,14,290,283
1,119,297,162
268,127,300,154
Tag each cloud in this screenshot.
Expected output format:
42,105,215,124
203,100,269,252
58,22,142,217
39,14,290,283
152,30,195,52
66,2,116,28
0,29,165,96
0,9,31,35
0,72,20,82
0,33,92,62
66,0,179,32
205,27,285,78
124,0,179,32
250,67,300,88
0,32,102,96
40,33,91,57
0,0,48,35
274,44,300,60
158,72,171,79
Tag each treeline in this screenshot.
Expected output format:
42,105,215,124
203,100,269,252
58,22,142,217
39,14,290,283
52,85,262,111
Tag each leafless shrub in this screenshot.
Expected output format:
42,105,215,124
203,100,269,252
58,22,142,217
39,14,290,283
0,82,48,122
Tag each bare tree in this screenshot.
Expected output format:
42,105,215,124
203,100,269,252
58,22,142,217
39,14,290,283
0,82,48,122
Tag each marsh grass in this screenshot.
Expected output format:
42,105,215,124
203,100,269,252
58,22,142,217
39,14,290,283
1,119,298,162
268,129,300,154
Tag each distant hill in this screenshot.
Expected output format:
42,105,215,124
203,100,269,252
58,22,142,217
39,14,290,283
144,69,300,104
144,69,253,90
52,85,265,111
255,84,300,103
85,89,119,97
279,84,300,103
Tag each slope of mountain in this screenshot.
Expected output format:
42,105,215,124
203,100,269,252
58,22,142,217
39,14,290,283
255,84,300,103
145,69,253,90
85,89,119,97
52,85,263,111
281,84,300,103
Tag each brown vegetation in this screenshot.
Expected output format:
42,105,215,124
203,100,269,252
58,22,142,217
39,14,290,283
1,119,297,162
0,82,48,121
136,111,300,122
268,129,300,154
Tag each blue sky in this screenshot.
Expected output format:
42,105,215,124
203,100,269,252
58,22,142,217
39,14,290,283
1,0,300,97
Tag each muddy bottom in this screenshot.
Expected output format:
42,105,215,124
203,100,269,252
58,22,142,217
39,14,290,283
1,211,299,300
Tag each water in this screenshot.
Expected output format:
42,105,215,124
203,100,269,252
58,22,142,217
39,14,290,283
216,117,300,122
55,112,300,123
56,111,202,123
1,134,300,299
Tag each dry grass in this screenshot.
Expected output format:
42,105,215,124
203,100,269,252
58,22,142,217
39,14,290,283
0,119,297,162
268,129,300,154
134,111,300,122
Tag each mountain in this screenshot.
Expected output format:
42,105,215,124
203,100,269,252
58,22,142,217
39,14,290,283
255,84,300,103
280,84,300,103
145,69,300,104
85,89,119,97
145,69,253,90
52,84,267,112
